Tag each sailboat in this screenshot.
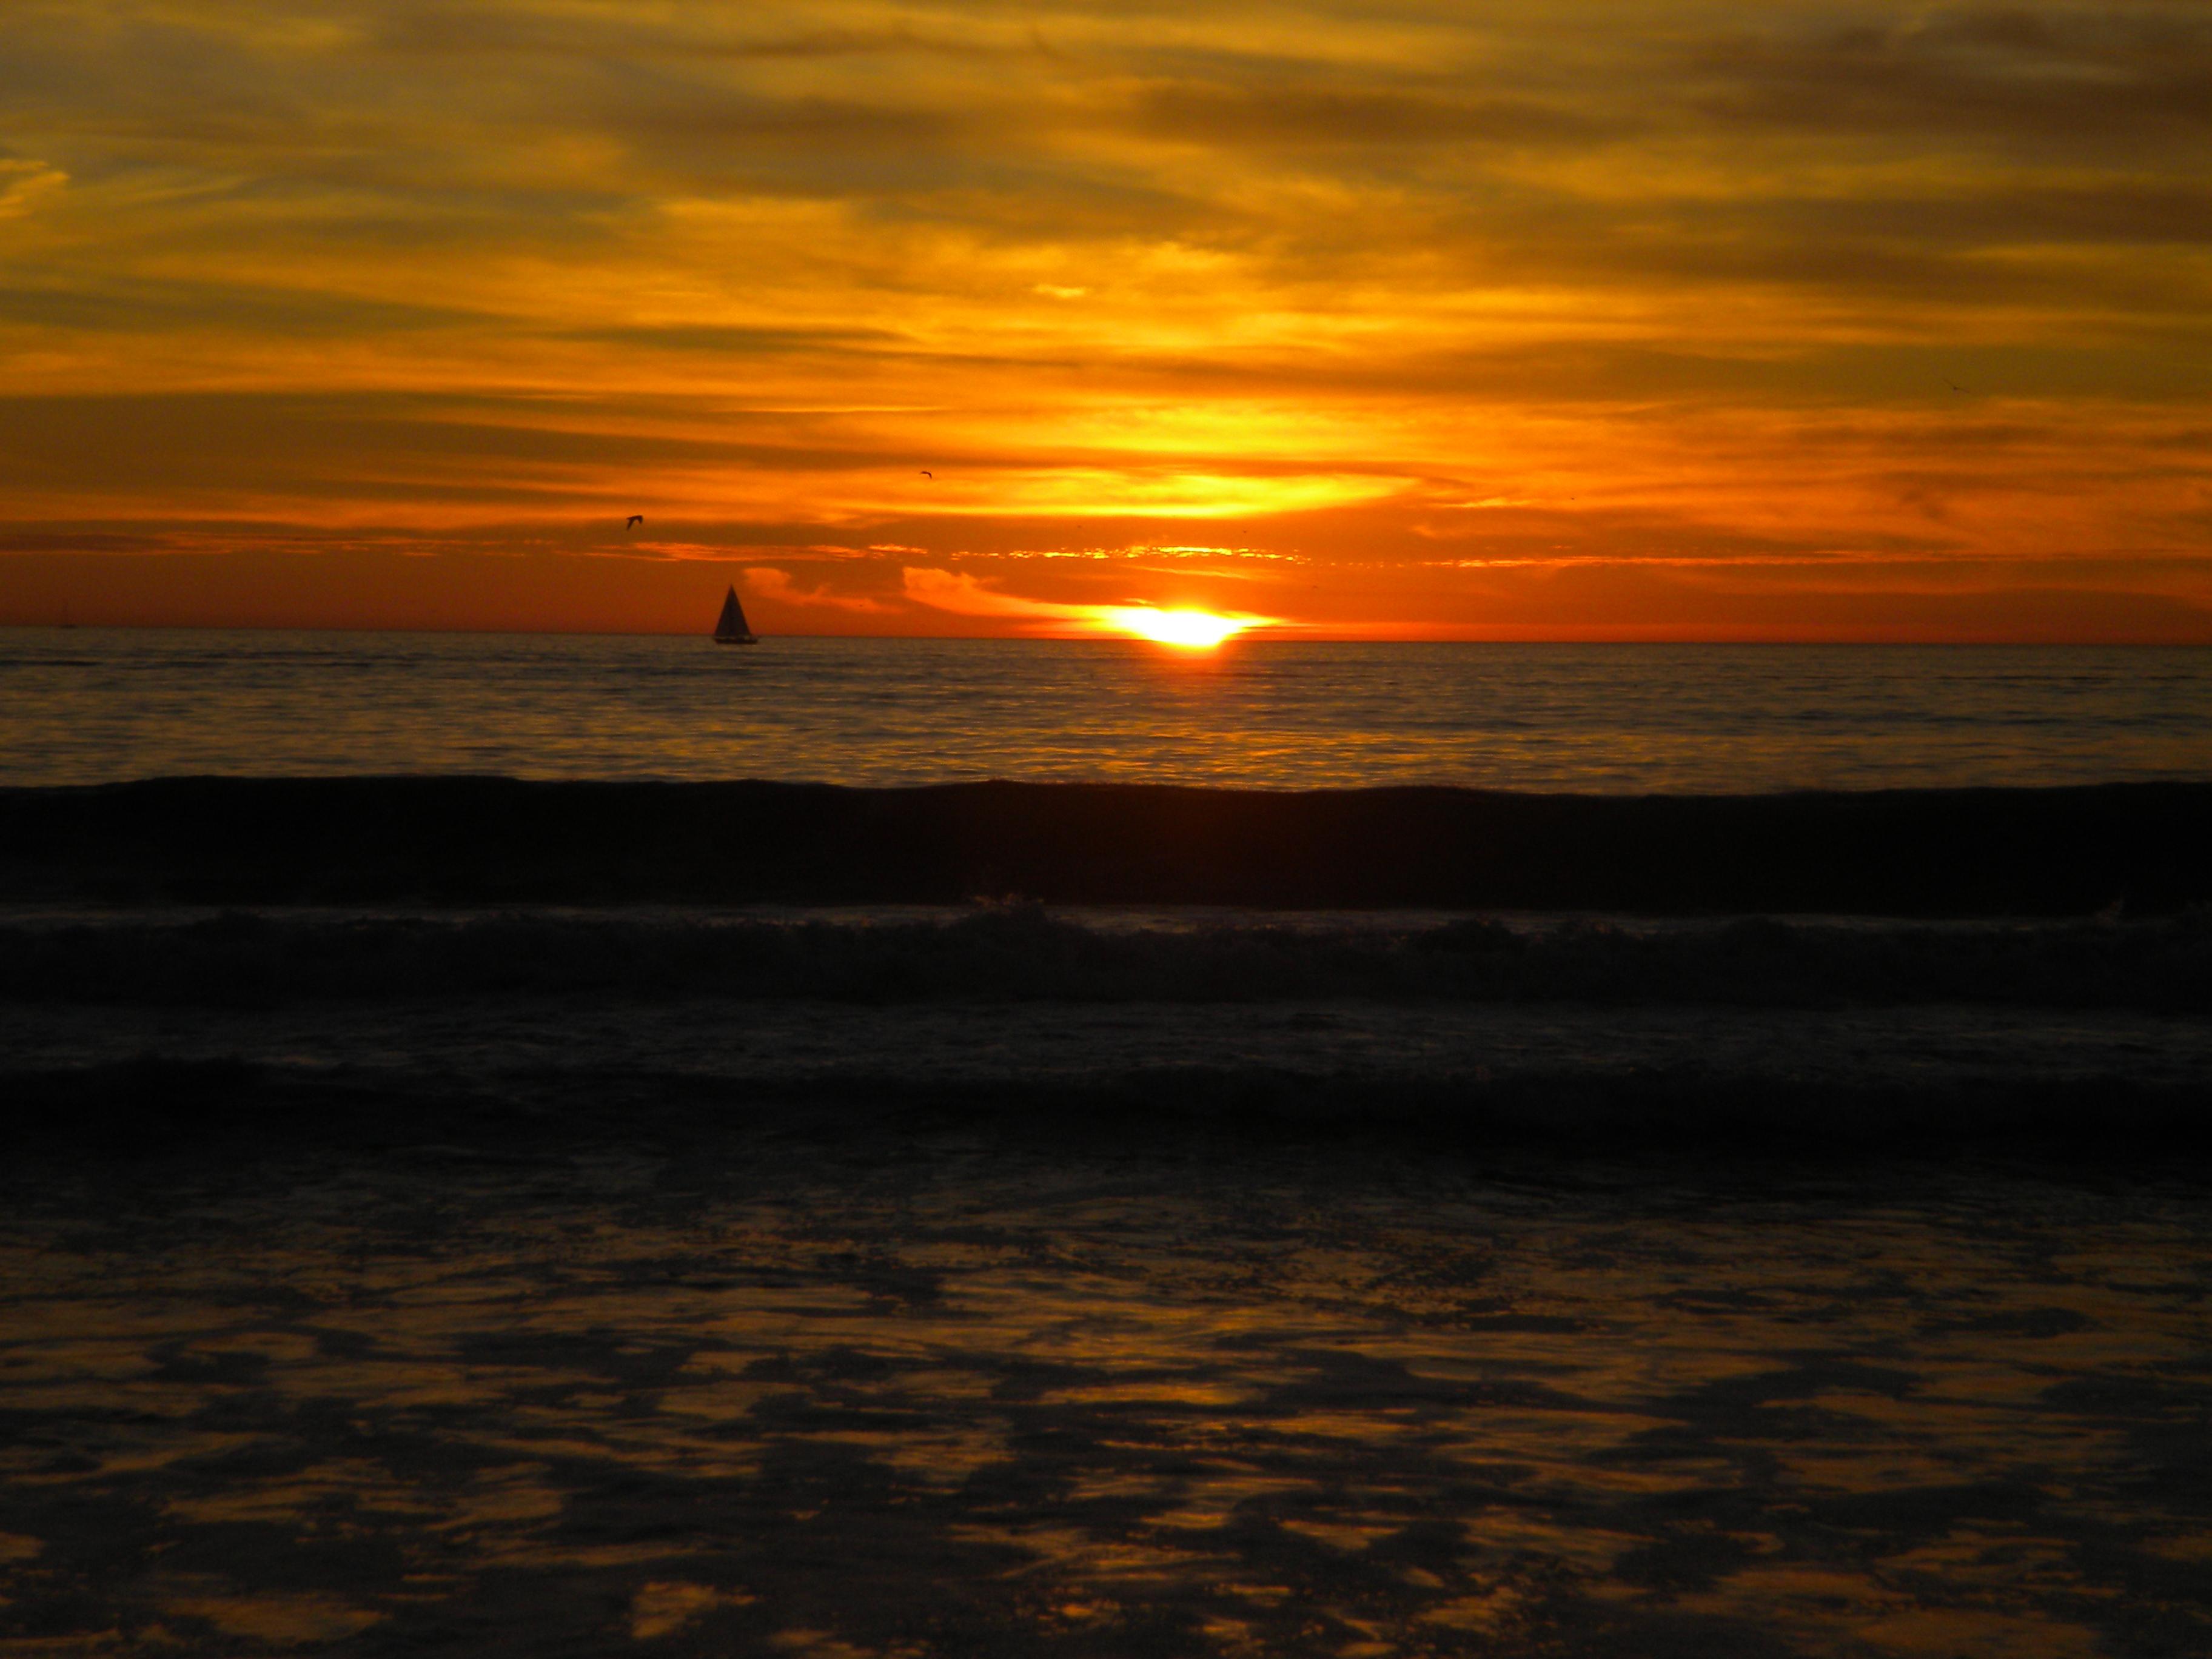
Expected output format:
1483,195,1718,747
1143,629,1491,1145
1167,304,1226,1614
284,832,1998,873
712,585,759,645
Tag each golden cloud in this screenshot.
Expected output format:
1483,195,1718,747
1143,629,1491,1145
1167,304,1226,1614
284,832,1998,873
0,0,2207,636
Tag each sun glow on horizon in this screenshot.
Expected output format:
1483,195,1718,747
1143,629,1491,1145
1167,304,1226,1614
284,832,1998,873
1096,607,1256,648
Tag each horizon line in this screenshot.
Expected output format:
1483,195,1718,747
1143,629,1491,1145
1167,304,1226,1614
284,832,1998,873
4,621,2210,648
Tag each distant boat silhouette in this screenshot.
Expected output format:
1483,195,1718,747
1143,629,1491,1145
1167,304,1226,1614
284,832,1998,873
713,585,759,645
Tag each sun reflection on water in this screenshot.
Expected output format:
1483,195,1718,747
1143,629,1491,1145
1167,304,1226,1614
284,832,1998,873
1,1145,2204,1656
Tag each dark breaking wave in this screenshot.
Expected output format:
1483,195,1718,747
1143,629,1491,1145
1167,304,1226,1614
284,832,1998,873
7,905,2210,1010
5,777,2211,913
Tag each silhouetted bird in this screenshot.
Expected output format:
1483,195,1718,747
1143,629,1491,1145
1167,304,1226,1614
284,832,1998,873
920,470,933,478
625,514,644,529
1943,380,1968,394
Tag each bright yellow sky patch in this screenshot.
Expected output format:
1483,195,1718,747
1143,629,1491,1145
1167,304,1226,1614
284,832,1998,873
1094,608,1260,647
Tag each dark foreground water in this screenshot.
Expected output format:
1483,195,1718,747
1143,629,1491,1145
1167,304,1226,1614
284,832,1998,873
5,1127,2209,1659
5,631,2210,792
5,897,2211,1655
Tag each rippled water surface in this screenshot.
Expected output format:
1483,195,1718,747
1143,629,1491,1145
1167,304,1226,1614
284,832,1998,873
5,1141,2208,1658
5,630,2209,790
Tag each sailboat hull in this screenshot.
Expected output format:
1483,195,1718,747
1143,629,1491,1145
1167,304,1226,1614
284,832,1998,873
714,634,759,645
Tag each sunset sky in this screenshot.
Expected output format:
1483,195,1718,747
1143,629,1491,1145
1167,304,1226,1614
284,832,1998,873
4,0,2210,639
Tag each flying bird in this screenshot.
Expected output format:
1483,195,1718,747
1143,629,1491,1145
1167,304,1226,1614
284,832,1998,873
1943,379,1969,394
919,470,933,478
625,514,644,529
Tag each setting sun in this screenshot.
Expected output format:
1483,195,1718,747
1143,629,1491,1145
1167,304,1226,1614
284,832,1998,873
1099,608,1255,648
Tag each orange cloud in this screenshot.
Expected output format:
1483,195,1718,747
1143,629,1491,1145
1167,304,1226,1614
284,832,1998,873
900,568,1085,622
743,565,892,612
1,0,2209,638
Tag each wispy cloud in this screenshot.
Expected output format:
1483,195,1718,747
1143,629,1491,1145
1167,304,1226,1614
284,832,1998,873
902,566,1090,622
744,564,893,611
1,0,2208,635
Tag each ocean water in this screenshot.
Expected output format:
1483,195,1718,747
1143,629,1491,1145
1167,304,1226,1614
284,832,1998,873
4,628,2210,791
10,1133,2208,1657
9,631,2212,1657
